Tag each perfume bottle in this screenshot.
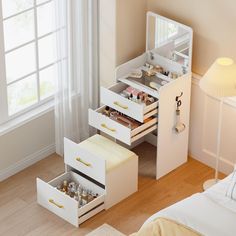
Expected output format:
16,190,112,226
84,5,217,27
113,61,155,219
102,106,110,117
62,180,68,193
77,184,83,195
87,190,94,203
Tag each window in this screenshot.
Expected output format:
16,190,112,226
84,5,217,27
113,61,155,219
0,0,58,124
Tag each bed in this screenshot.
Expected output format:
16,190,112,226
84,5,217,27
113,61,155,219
132,172,236,236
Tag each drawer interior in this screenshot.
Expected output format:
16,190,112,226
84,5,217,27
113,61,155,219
97,106,158,138
48,171,105,216
107,82,158,110
96,106,157,131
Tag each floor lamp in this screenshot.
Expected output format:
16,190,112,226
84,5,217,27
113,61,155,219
199,58,236,190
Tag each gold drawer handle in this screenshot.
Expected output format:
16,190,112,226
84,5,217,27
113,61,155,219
113,101,128,110
76,157,92,167
101,123,116,132
49,199,64,209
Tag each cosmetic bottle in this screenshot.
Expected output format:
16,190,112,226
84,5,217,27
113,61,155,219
78,195,82,208
137,94,141,104
102,106,110,117
129,93,134,101
74,191,79,201
87,193,94,203
62,180,68,193
77,184,83,195
81,190,88,205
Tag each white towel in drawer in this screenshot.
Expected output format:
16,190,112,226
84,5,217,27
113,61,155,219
37,171,105,227
89,106,158,145
64,138,106,185
101,83,158,122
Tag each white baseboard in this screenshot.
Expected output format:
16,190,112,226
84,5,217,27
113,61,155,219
0,143,56,182
189,151,234,175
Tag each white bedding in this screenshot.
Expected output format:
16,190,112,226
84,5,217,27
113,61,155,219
144,174,236,236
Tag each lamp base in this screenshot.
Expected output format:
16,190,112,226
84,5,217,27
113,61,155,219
203,179,219,191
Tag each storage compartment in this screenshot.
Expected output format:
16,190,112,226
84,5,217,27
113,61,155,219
101,82,158,122
64,138,106,185
37,171,105,227
89,106,158,145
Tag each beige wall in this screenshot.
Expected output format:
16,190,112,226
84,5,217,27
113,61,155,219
99,0,117,87
0,111,55,179
147,0,236,75
107,0,236,76
100,0,147,88
116,0,147,66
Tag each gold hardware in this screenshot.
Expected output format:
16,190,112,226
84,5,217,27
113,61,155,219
76,157,92,167
113,101,128,110
49,199,64,209
101,123,116,132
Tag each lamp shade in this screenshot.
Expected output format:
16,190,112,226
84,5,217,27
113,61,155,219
199,57,236,98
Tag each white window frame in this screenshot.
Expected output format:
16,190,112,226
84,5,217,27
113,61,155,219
0,0,57,126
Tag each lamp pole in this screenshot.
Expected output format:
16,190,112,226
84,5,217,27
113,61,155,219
215,98,224,181
203,98,224,190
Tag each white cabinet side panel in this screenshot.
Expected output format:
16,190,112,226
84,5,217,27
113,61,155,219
156,75,191,179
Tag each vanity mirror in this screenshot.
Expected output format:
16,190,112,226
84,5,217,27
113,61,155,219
117,12,193,99
147,12,193,71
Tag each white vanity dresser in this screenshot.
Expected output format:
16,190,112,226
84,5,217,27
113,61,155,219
89,12,193,179
36,12,193,227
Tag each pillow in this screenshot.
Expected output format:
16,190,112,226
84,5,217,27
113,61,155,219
226,168,236,200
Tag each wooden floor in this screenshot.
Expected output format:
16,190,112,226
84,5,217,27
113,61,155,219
0,142,225,236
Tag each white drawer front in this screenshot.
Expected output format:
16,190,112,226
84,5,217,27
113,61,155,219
64,138,106,185
37,177,79,227
101,83,158,122
37,171,105,227
89,106,158,145
89,108,131,144
101,85,143,122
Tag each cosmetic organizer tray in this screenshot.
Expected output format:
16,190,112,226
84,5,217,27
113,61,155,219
116,52,185,99
89,105,158,145
37,171,105,227
101,82,158,122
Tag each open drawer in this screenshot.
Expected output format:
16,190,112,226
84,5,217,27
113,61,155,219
89,106,158,145
101,82,158,122
37,171,105,227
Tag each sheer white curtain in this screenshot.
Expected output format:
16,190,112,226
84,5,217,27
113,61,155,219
54,0,99,156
